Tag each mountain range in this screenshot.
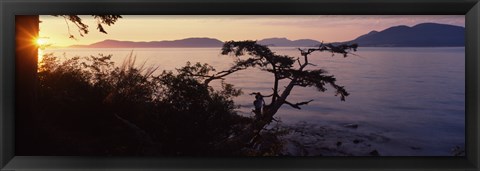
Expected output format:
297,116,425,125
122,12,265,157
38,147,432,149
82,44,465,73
70,37,224,48
69,23,464,48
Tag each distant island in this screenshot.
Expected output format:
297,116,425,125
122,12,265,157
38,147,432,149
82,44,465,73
69,23,464,48
339,23,465,47
257,38,321,47
69,37,224,48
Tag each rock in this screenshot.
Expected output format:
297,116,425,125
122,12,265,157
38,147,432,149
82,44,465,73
344,124,358,129
336,141,342,147
369,150,380,156
353,139,362,144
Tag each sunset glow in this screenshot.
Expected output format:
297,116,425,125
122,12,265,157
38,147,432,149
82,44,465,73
39,15,465,48
36,37,48,47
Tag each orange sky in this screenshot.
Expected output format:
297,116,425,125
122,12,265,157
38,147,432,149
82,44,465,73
39,15,464,47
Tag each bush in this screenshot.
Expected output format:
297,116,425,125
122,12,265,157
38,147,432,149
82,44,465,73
32,53,252,156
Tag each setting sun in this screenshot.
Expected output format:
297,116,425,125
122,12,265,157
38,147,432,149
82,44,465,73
36,37,48,47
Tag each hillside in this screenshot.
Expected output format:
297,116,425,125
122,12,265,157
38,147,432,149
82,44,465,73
70,38,224,48
257,38,321,47
343,23,465,47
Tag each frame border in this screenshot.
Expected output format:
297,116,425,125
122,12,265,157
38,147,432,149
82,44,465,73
1,0,479,170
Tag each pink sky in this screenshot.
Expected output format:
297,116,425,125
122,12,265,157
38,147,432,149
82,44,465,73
39,15,464,47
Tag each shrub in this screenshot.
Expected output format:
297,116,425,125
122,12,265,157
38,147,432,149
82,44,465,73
34,53,251,156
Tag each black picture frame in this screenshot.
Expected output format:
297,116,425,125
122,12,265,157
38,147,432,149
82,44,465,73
1,0,479,170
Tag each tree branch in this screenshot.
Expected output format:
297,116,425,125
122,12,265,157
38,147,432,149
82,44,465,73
204,65,248,85
62,16,76,40
284,99,314,110
54,15,122,39
296,58,302,68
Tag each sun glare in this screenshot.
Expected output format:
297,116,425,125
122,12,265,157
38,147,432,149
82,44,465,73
35,37,49,63
36,37,48,47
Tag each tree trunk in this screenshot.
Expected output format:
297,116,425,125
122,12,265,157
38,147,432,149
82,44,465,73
15,15,40,155
219,80,297,153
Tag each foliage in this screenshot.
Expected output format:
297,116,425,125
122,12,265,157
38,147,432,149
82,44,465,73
33,41,357,156
35,53,251,156
53,15,122,39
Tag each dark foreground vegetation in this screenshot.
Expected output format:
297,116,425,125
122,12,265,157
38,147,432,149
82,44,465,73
22,41,357,156
30,53,257,156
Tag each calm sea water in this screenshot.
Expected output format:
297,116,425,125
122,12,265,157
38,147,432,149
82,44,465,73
44,47,465,156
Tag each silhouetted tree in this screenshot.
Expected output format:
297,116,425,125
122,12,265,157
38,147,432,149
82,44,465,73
182,40,358,149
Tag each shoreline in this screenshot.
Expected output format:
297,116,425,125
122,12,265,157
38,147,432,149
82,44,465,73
261,121,465,156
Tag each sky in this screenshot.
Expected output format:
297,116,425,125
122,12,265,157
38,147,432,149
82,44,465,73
39,15,465,47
